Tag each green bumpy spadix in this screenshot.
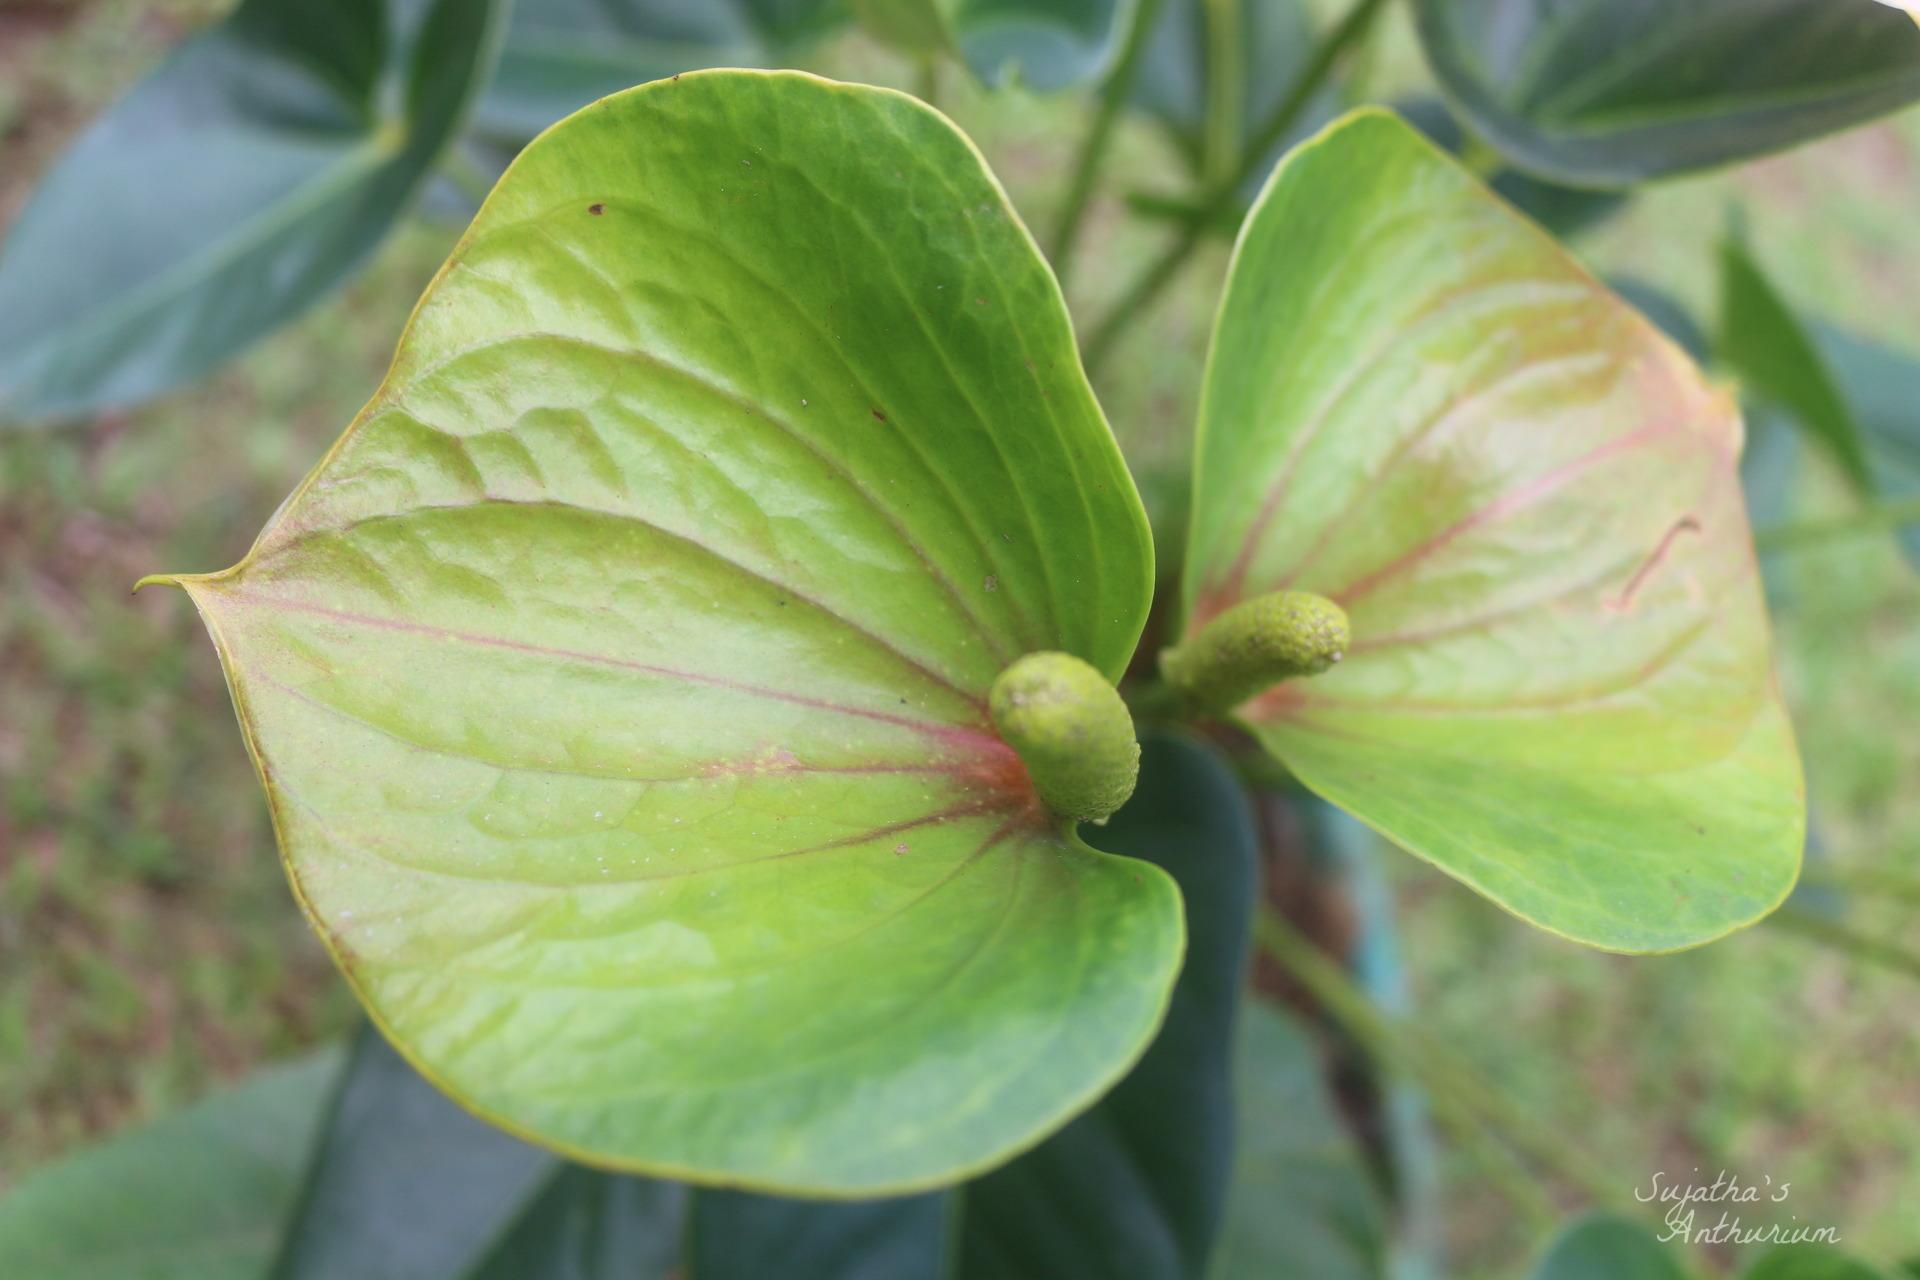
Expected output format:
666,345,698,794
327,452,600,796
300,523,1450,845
1160,591,1350,714
989,653,1140,823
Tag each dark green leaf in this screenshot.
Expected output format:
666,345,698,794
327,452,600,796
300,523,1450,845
1211,1002,1388,1280
1718,237,1873,493
1399,98,1628,239
272,1025,558,1279
1130,0,1333,196
276,1025,684,1279
0,0,506,421
959,732,1258,1279
856,0,1130,91
1808,322,1920,568
953,0,1130,90
469,1167,685,1280
1608,279,1708,362
474,0,844,139
690,1190,953,1279
1415,0,1920,186
1741,407,1808,541
1529,1214,1686,1280
0,1050,340,1280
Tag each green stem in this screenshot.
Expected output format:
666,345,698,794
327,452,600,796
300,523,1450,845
1121,189,1243,232
1255,912,1622,1212
1796,865,1920,907
1082,0,1392,373
1083,223,1205,373
1753,496,1920,553
1050,0,1171,287
1253,915,1554,1227
1223,0,1390,198
916,54,940,107
1770,905,1920,982
1201,0,1243,188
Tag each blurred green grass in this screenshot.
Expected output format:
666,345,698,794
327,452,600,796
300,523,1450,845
2,2,1917,1275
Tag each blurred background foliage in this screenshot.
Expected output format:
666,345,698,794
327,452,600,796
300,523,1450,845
2,1,1919,1276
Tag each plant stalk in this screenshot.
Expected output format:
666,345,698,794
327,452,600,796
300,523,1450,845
1050,0,1171,287
1201,0,1244,188
1770,905,1920,982
1795,865,1920,907
1255,912,1623,1211
1083,0,1392,373
1253,916,1556,1228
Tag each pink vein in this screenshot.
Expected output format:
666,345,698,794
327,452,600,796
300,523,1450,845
1273,350,1610,595
259,673,995,787
234,592,1010,759
1207,274,1576,608
1334,419,1671,607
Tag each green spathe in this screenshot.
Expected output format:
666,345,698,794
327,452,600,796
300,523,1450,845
989,652,1140,822
1161,590,1350,713
1184,108,1803,952
150,69,1178,1195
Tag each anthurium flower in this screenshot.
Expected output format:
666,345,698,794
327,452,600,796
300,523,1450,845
150,77,1805,1197
147,70,1176,1195
1178,110,1804,952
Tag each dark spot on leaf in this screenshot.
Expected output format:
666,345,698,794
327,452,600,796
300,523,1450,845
983,575,998,593
588,203,605,215
871,408,888,423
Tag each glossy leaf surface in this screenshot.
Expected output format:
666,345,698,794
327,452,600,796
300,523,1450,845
691,1190,953,1279
160,70,1171,1193
276,1025,683,1280
474,0,844,138
1415,0,1920,186
959,733,1257,1279
1210,1002,1388,1280
0,1051,340,1280
469,1167,685,1280
1529,1214,1686,1280
1712,251,1920,568
857,0,1129,91
1129,0,1334,196
951,0,1129,90
273,1026,559,1279
0,0,505,421
1811,323,1920,568
1185,110,1802,952
1717,239,1872,493
1399,98,1627,240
